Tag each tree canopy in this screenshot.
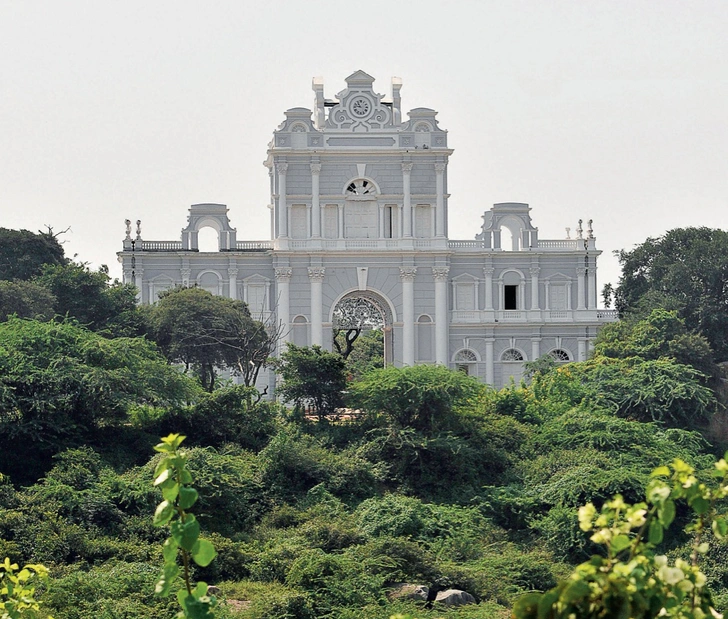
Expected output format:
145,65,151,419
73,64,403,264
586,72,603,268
0,227,66,281
614,227,728,360
149,286,273,391
273,344,347,419
0,317,197,477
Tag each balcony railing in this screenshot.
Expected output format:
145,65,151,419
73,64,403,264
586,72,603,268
139,241,183,251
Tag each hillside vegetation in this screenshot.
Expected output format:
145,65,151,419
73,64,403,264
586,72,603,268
1,226,728,618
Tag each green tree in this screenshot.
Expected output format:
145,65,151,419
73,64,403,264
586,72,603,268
0,280,55,322
343,329,384,381
149,287,273,392
273,345,347,420
349,364,482,433
34,262,145,337
0,317,197,478
594,308,716,379
0,227,65,281
614,227,728,360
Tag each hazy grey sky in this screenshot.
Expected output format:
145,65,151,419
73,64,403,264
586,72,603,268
2,0,727,292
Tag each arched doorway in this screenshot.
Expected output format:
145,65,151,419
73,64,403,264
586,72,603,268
331,291,394,367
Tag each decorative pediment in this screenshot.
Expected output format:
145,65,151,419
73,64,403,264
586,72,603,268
325,70,394,131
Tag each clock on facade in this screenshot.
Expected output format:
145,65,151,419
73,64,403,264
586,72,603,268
350,96,371,117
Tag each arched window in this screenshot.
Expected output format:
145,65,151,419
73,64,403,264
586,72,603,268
501,349,525,362
346,179,376,197
292,315,308,347
416,314,433,362
454,349,478,375
198,271,221,295
548,349,571,362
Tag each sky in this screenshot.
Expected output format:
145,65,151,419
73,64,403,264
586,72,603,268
2,0,727,294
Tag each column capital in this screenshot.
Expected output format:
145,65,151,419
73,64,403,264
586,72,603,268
307,267,326,281
576,267,587,276
275,267,292,281
227,268,239,277
401,162,414,174
434,162,447,173
276,162,289,175
310,163,322,174
432,267,450,281
483,267,495,276
530,266,541,276
400,266,417,281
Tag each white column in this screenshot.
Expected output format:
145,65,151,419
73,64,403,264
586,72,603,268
587,259,597,309
402,162,413,238
311,162,321,238
519,282,526,311
180,267,190,288
578,338,587,361
434,162,446,237
378,204,385,238
531,338,541,361
134,268,144,303
228,268,238,300
277,163,288,238
308,267,325,346
544,281,550,310
576,267,586,310
337,204,344,238
400,267,417,365
432,267,450,365
275,267,292,347
484,267,494,310
530,266,540,310
485,339,495,385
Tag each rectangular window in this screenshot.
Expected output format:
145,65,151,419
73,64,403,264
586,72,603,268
415,205,432,238
290,204,307,239
323,206,338,239
383,205,396,238
504,285,518,310
456,283,475,310
246,284,267,316
550,285,567,310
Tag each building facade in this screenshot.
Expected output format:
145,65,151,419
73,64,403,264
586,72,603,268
119,70,617,391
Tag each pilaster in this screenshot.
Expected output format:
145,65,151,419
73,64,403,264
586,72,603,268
400,266,417,366
432,267,450,365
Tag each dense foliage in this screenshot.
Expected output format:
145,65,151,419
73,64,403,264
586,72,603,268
1,225,728,618
149,287,272,392
614,227,728,361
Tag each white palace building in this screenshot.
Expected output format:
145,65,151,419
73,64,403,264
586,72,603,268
119,70,617,391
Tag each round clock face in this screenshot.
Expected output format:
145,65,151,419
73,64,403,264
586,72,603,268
350,96,371,117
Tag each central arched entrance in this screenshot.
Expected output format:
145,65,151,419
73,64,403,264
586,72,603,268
331,290,394,367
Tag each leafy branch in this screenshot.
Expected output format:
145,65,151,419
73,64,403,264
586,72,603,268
152,434,218,619
514,456,728,619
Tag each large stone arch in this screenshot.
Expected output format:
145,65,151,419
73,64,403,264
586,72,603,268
330,288,395,365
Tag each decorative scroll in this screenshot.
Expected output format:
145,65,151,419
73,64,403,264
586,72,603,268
332,296,385,330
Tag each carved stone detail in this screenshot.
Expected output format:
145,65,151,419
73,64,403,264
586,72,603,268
275,267,292,281
276,162,289,175
310,163,322,174
401,162,414,174
434,162,447,173
307,267,326,281
400,267,417,281
432,267,450,281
